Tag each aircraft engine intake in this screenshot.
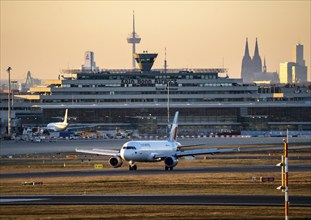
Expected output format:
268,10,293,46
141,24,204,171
109,156,123,168
164,156,178,168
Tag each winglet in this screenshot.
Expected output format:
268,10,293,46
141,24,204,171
63,109,68,123
169,111,179,142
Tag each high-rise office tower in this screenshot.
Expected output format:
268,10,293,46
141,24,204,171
82,51,97,72
296,43,305,66
279,62,296,84
280,43,308,83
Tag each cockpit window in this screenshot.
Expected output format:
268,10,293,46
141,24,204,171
122,146,136,150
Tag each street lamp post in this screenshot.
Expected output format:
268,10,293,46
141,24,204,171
167,80,174,134
167,81,170,129
7,67,12,138
11,81,18,111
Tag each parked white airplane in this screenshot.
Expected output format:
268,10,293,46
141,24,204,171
76,111,237,170
46,109,69,132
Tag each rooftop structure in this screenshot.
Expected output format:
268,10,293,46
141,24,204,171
133,52,158,72
81,51,98,72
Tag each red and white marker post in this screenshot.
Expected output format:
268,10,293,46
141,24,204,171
277,139,289,220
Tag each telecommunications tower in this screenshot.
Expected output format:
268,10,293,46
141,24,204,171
127,11,141,69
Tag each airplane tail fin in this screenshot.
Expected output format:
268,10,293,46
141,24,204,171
169,111,179,142
63,109,68,123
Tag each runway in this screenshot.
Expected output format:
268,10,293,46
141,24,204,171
1,164,310,179
1,195,310,206
1,137,310,155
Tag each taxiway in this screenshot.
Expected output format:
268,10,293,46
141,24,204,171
1,164,310,179
1,195,310,206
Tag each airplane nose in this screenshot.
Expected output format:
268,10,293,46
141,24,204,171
121,149,130,160
123,150,130,160
122,149,134,160
120,149,126,160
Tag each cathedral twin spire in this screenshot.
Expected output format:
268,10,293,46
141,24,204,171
244,38,250,57
241,38,263,83
252,38,262,73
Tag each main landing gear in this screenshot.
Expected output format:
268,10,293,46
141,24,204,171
165,166,173,171
129,161,137,171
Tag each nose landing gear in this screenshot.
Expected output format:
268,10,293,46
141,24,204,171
129,161,137,170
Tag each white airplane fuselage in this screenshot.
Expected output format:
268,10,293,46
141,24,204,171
120,140,181,162
46,109,69,132
75,111,237,171
46,122,68,132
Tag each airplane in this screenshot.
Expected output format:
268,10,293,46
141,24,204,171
76,111,237,171
46,109,69,132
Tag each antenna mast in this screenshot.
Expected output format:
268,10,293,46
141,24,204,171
164,48,168,73
127,11,141,69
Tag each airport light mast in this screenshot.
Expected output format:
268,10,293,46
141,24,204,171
167,80,174,132
7,67,12,138
164,48,168,73
167,81,170,130
127,11,141,70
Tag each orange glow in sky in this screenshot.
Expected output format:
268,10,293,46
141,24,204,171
1,1,310,81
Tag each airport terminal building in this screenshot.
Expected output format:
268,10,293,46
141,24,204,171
1,53,311,136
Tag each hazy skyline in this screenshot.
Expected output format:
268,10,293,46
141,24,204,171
1,1,310,81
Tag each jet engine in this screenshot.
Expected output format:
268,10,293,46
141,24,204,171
108,156,123,168
164,156,178,169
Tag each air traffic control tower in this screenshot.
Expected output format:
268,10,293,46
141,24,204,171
134,53,158,72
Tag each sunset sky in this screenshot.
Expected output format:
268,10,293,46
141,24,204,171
1,1,310,81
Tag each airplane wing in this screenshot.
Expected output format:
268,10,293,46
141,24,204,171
153,147,239,160
175,148,239,157
75,148,120,156
177,143,207,150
